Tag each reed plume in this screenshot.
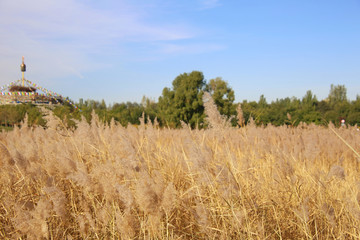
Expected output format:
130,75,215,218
0,110,359,239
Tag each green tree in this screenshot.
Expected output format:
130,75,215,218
324,85,350,125
302,90,318,108
141,96,158,123
316,100,331,115
328,84,347,104
53,105,80,128
110,102,144,126
299,90,322,124
239,100,257,125
258,94,268,108
348,96,360,125
158,71,205,128
27,106,46,127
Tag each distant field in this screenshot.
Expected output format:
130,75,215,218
0,110,359,239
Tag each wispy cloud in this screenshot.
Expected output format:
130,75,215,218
159,43,225,55
0,0,226,103
0,0,195,85
198,0,221,9
0,0,192,42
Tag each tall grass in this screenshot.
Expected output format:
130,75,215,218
0,100,360,239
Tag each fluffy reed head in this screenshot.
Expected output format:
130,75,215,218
0,111,359,239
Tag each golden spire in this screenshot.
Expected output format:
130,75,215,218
20,56,26,86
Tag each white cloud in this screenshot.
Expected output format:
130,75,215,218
0,0,194,86
0,0,226,103
0,0,191,42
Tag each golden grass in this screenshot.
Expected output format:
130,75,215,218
0,110,360,239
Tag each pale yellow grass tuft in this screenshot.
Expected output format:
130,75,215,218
0,110,359,239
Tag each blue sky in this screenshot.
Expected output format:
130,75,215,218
0,0,359,104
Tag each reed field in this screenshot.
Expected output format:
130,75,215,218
1,99,360,239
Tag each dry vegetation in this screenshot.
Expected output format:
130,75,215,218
1,97,360,239
9,86,36,93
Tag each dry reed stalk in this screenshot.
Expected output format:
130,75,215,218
237,103,245,127
202,91,231,129
0,111,359,239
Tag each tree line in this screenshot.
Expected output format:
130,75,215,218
0,71,359,129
